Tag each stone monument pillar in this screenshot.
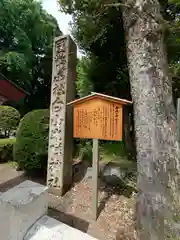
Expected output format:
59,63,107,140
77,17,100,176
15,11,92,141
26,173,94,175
47,35,77,196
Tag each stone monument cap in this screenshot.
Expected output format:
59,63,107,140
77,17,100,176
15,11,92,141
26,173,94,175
0,180,48,207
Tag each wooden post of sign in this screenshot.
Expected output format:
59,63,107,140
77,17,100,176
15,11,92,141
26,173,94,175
177,98,180,143
92,138,99,220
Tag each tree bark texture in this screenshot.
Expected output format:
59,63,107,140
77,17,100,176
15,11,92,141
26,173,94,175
122,0,180,239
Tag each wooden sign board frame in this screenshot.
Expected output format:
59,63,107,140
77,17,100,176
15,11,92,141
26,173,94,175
73,98,123,141
68,92,132,142
68,92,132,220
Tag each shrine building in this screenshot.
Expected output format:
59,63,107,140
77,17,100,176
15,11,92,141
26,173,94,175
0,79,26,105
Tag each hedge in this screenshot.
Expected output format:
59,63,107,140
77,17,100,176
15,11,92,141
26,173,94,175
0,105,20,137
0,138,16,162
13,109,49,175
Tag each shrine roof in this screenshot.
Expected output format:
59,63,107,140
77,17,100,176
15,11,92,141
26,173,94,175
67,92,132,106
0,79,27,102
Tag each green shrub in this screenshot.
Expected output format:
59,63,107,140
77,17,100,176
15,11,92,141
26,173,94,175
100,141,130,162
0,138,16,162
0,106,20,137
13,109,49,174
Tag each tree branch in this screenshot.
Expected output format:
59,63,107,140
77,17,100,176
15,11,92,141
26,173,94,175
104,3,131,8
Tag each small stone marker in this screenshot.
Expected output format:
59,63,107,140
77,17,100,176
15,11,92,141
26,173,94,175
0,180,48,240
83,167,93,180
47,35,77,196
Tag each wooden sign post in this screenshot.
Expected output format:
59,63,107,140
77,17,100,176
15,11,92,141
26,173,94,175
68,92,132,220
92,138,99,220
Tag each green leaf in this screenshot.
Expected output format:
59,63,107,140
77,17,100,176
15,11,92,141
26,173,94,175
168,0,180,4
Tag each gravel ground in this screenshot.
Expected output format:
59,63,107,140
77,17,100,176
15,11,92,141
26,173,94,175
48,178,138,240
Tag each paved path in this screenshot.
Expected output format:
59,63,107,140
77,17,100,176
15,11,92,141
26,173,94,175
0,163,26,192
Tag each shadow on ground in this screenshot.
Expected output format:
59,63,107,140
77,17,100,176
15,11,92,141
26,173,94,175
48,207,89,233
0,163,46,192
0,174,26,192
98,181,137,218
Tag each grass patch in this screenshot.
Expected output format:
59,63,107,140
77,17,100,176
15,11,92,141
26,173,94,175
0,138,16,145
100,142,137,174
75,140,137,187
75,140,136,164
8,161,18,168
100,141,132,162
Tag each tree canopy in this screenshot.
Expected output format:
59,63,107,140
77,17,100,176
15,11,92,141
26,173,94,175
0,0,62,111
76,57,93,97
59,0,180,102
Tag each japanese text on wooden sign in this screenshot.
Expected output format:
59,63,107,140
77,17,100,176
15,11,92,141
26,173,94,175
73,98,123,141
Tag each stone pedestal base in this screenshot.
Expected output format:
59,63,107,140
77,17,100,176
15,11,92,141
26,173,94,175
0,180,48,240
0,180,99,240
24,215,98,240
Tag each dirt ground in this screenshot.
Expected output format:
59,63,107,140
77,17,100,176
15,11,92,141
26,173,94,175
0,163,138,240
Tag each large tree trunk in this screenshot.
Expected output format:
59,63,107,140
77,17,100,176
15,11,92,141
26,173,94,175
122,0,180,239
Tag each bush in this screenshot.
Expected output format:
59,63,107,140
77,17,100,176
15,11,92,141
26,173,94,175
0,106,20,137
13,109,49,175
0,138,16,162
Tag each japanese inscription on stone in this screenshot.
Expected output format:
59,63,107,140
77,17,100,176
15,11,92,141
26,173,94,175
47,35,76,196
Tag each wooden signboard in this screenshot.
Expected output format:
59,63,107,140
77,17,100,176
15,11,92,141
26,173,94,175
73,98,123,141
67,92,132,220
68,92,132,141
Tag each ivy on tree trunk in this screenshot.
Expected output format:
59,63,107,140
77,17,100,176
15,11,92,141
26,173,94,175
122,0,180,239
